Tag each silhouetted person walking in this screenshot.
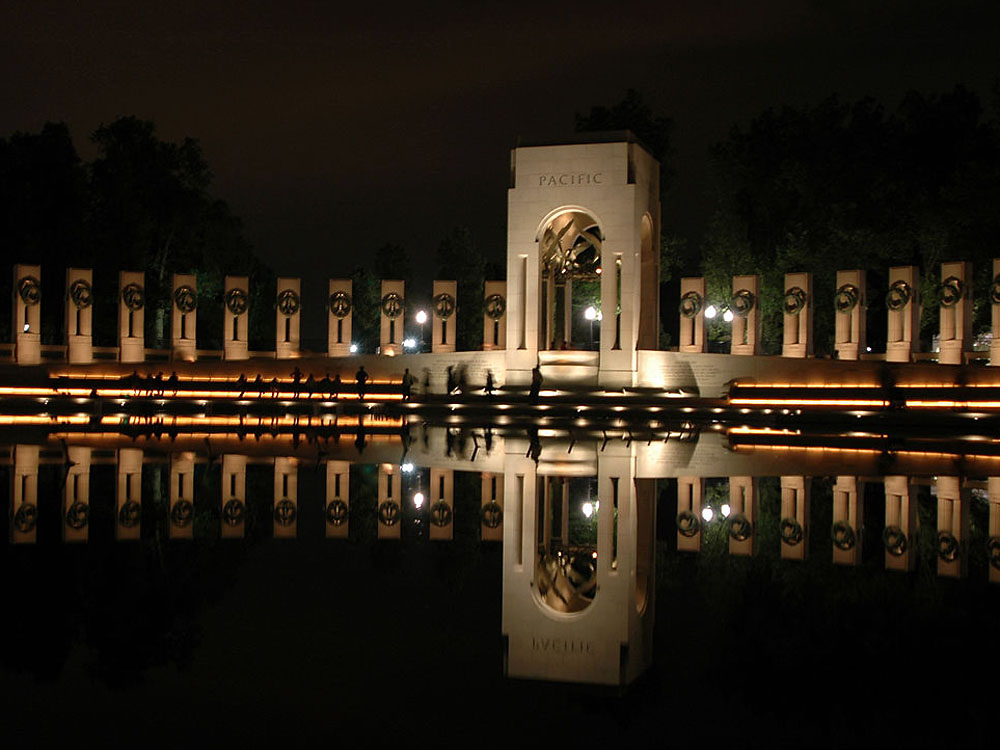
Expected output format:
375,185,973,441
355,366,368,400
529,364,543,404
484,370,495,397
402,368,415,400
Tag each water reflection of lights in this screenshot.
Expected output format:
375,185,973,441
413,492,425,509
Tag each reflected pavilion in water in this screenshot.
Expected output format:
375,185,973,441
4,133,1000,687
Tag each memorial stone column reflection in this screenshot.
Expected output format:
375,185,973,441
11,444,40,544
935,476,968,578
62,446,92,543
221,454,247,539
884,476,916,571
832,476,863,566
115,448,142,541
169,452,195,540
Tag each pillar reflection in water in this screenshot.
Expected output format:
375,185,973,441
501,439,656,687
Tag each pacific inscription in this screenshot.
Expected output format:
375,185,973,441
538,173,603,187
531,636,594,655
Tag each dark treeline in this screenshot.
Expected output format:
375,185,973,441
0,117,274,350
4,85,1000,355
579,85,1000,353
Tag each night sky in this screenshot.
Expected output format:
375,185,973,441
2,1,998,283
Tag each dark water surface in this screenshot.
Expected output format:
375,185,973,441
3,460,998,746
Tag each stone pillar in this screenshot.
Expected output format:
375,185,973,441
884,476,916,572
728,476,756,556
63,447,92,543
678,278,706,353
938,261,973,365
429,467,454,540
377,463,402,539
221,454,247,539
935,476,968,578
11,445,40,544
481,472,504,542
730,275,760,356
119,271,146,364
886,266,920,363
676,476,704,551
988,477,1000,584
171,273,197,363
275,278,301,359
781,272,813,358
66,268,94,364
325,460,351,539
483,281,507,351
273,456,298,539
328,279,353,357
379,280,404,356
223,276,249,361
991,260,1000,366
832,476,863,566
779,475,809,560
834,270,866,361
116,448,143,541
169,452,195,540
13,264,41,365
432,281,457,354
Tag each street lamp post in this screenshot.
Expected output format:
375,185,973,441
415,310,428,351
584,306,602,350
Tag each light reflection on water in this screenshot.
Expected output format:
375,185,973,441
2,427,999,743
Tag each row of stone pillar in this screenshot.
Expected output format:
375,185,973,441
676,475,1000,580
679,260,1000,363
7,445,503,543
10,264,509,364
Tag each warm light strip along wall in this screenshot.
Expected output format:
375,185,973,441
729,398,889,407
0,385,402,401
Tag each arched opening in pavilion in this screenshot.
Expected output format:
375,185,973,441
537,208,603,351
